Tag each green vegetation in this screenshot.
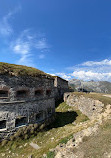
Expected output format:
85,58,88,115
59,134,73,144
0,62,51,78
0,101,89,158
46,151,55,158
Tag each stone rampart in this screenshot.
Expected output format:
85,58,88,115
64,92,105,119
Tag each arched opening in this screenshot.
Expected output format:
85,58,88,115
16,90,28,97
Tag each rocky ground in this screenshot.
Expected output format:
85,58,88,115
52,93,111,158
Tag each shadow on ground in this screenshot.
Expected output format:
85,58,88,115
47,111,78,130
55,99,64,108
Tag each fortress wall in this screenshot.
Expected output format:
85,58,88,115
0,98,55,132
0,73,70,139
54,76,68,89
64,92,104,119
0,75,55,136
54,76,70,100
0,75,55,102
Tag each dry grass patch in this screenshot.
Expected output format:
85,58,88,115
75,119,111,158
0,62,51,78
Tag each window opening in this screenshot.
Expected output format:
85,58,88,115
0,90,8,98
36,112,43,122
16,90,28,97
0,120,6,129
35,90,43,96
46,90,51,96
15,116,27,127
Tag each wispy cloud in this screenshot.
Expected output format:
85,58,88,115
38,54,45,59
0,6,21,36
10,29,50,66
36,38,50,51
10,30,33,66
51,72,72,80
82,59,111,66
0,7,50,67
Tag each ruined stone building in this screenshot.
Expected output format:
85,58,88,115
0,63,69,138
54,76,69,100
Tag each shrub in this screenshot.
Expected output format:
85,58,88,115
46,151,55,158
59,135,73,144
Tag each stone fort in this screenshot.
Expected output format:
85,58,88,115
0,63,69,139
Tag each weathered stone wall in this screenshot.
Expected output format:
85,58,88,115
0,75,55,138
54,77,68,89
54,76,70,100
64,92,104,119
0,75,55,102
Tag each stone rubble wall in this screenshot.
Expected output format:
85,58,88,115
54,102,111,158
64,92,105,119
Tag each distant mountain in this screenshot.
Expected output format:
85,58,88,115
69,79,111,93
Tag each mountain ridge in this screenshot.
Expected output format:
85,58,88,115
69,79,111,93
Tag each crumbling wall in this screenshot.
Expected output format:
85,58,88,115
54,76,70,100
64,93,104,119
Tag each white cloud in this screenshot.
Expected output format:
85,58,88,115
0,7,50,67
0,6,21,36
51,73,72,80
10,29,50,66
66,59,111,81
13,43,30,55
82,59,111,66
71,71,111,81
39,54,45,59
35,38,50,51
10,30,33,66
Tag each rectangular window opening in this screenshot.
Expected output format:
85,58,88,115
16,90,28,97
35,90,43,96
46,90,51,96
0,120,6,129
47,108,52,116
15,116,27,127
36,112,43,122
0,90,8,98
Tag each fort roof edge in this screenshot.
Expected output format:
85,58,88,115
0,62,53,79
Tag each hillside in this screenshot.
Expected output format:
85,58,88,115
69,79,111,93
0,62,52,78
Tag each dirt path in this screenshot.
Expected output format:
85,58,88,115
103,94,111,98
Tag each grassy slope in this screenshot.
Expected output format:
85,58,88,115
0,62,51,78
0,102,89,158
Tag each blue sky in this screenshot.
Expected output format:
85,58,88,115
0,0,111,81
